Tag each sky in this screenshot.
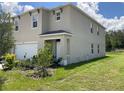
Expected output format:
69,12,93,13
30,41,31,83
1,2,124,31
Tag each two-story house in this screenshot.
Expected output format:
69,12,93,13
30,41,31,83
12,4,105,65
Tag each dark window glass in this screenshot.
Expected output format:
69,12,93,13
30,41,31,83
33,21,37,28
91,28,93,33
15,26,18,31
56,12,61,21
57,12,60,16
91,49,94,54
97,31,99,35
91,44,93,48
57,17,60,20
98,45,99,53
91,44,94,54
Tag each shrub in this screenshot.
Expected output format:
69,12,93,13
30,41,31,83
37,43,53,67
31,55,38,65
2,53,16,70
52,57,62,67
4,53,15,63
19,59,35,70
13,60,20,67
36,43,54,77
26,66,54,79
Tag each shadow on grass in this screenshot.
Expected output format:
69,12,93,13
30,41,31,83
0,76,6,90
64,56,110,70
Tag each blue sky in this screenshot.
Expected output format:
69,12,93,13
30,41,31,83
19,2,124,19
1,2,124,30
98,2,124,18
19,2,76,9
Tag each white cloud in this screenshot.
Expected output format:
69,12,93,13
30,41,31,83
0,2,124,31
23,5,34,12
0,2,34,16
77,2,124,31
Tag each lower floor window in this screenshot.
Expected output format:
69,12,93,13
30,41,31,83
91,44,94,54
15,26,18,31
33,21,37,28
98,44,99,53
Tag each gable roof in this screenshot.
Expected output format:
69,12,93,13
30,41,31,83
12,3,105,29
50,3,105,29
12,7,49,18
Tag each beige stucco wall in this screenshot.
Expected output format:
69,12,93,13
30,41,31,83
13,9,44,48
13,5,105,65
42,9,50,33
68,6,105,64
49,6,71,32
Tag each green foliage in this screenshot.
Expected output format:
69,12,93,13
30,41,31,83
37,43,53,67
106,31,124,51
4,53,15,63
18,59,35,70
0,11,15,56
31,55,38,65
1,51,124,90
13,60,20,67
26,67,53,78
51,57,62,68
2,53,16,70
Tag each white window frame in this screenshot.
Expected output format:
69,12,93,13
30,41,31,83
55,10,61,22
31,12,38,29
97,26,99,35
90,23,93,33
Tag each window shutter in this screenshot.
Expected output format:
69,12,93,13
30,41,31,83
18,16,20,20
37,9,40,13
53,10,55,15
29,11,32,16
60,8,63,13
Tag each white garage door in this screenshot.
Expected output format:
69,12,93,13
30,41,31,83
15,43,38,59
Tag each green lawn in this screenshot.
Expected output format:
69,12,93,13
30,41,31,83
1,51,124,90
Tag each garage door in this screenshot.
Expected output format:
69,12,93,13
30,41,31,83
15,43,38,59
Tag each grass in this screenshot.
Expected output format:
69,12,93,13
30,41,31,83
1,51,124,90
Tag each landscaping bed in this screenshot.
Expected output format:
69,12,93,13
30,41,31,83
1,51,124,90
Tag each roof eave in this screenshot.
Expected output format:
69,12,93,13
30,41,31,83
12,7,49,18
40,32,72,37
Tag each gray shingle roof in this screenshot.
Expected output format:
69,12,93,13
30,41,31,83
41,30,72,35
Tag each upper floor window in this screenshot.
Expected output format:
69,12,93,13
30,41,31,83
97,26,99,35
56,11,61,21
90,23,93,33
32,14,38,28
14,19,19,31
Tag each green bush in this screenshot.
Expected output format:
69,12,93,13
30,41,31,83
4,53,15,63
37,43,53,67
18,59,35,70
2,53,16,70
13,60,20,67
53,57,62,66
31,55,38,65
36,43,54,77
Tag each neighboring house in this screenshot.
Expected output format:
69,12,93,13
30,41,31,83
12,4,105,65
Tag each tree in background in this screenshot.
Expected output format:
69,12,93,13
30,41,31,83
0,10,15,56
106,30,124,51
